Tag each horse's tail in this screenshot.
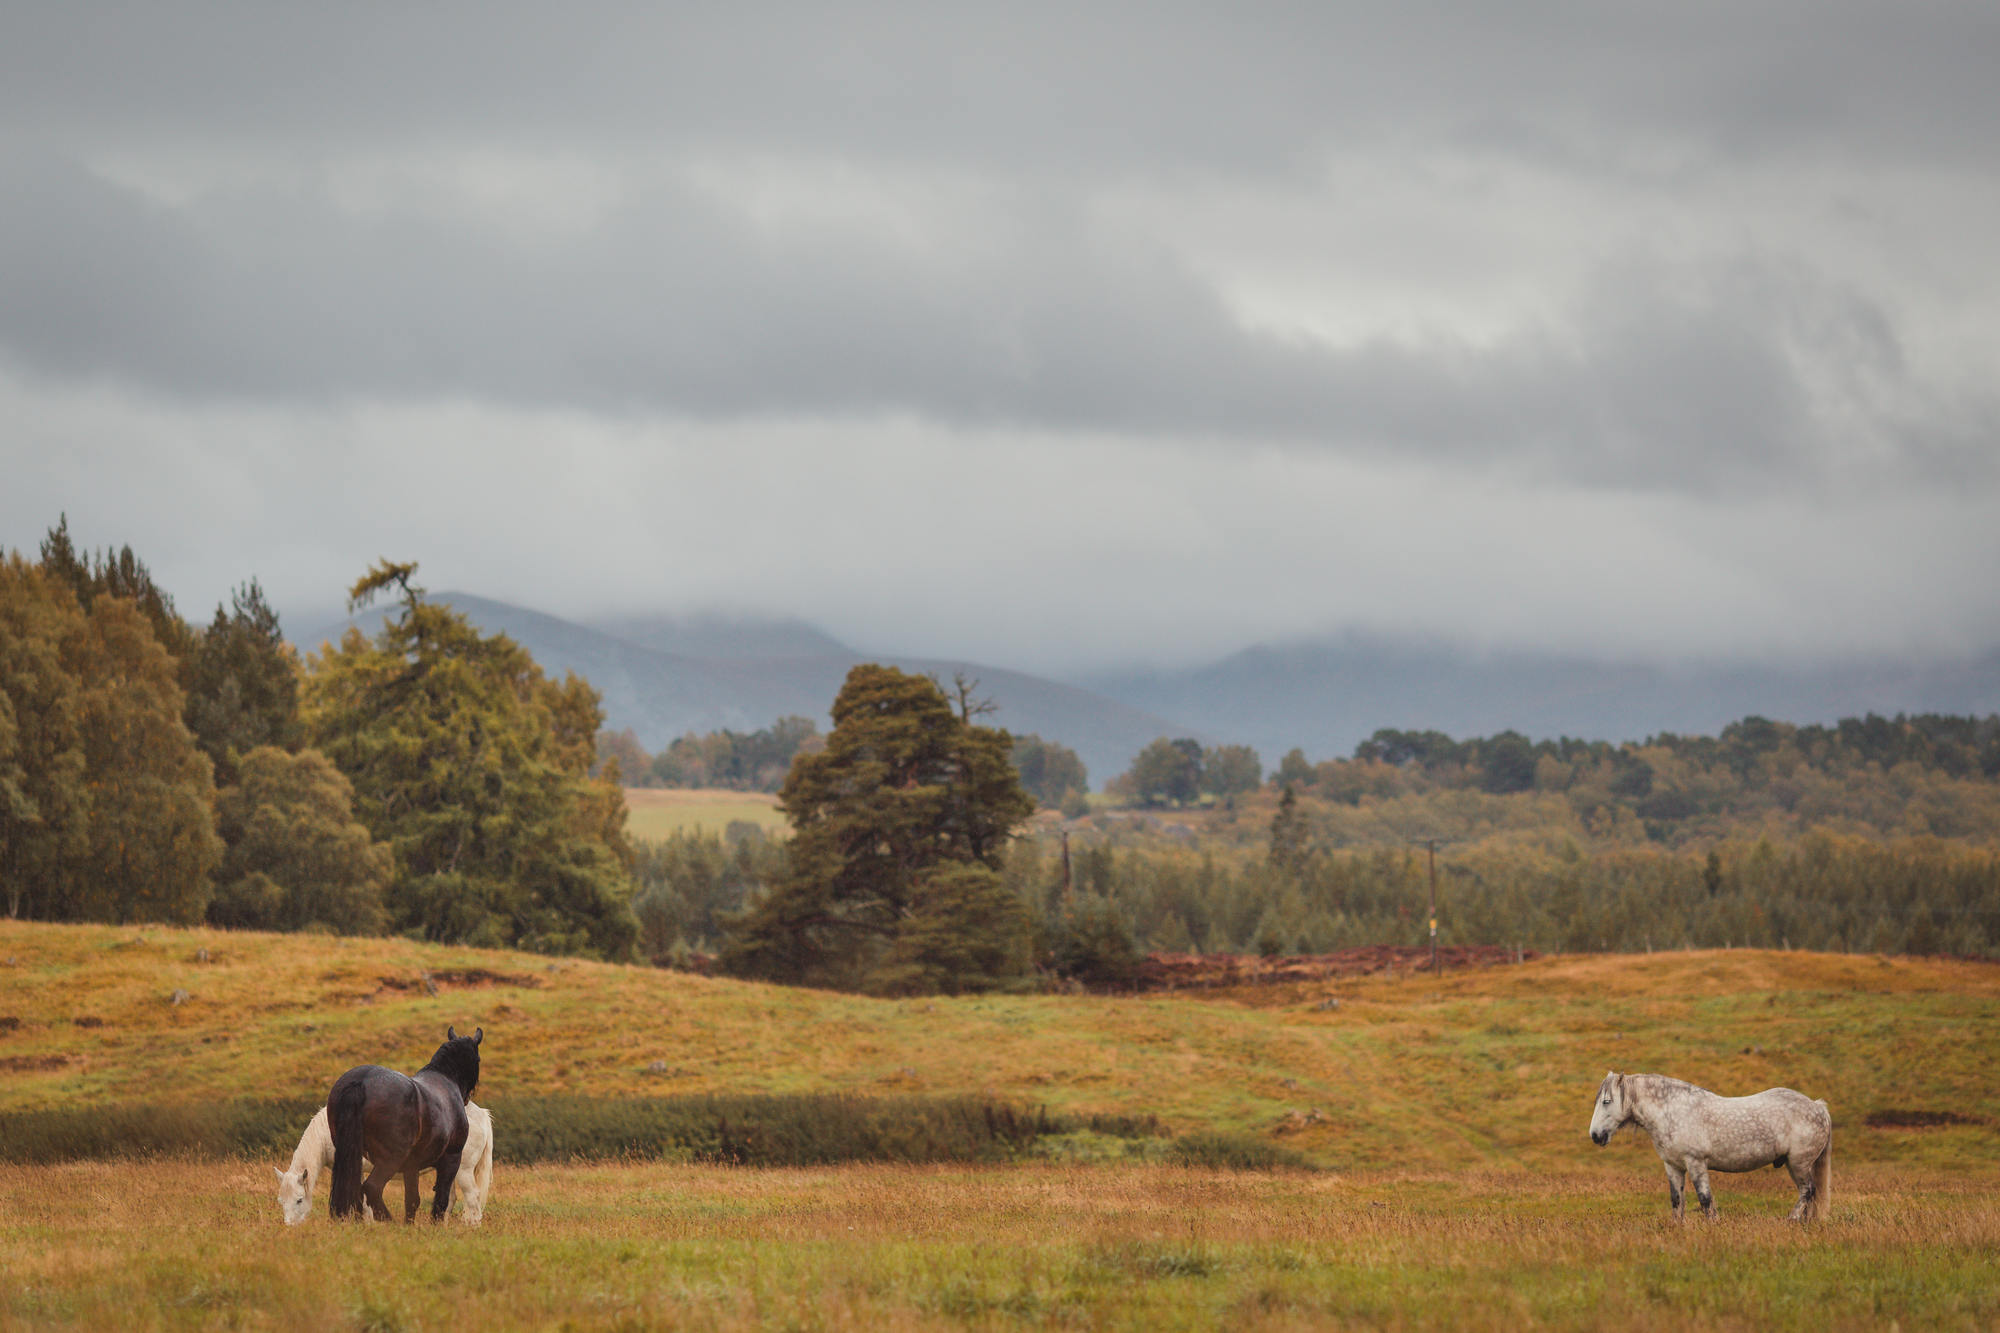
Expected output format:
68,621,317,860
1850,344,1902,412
327,1078,368,1220
1808,1100,1833,1222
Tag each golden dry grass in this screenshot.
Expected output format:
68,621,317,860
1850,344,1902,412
3,921,1997,1176
7,922,2000,1329
621,788,787,841
3,1159,1997,1330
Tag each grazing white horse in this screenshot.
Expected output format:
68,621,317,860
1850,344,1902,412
275,1101,494,1225
1589,1071,1830,1221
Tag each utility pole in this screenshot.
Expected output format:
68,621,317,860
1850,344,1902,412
1426,838,1438,976
1060,828,1073,907
1410,837,1441,976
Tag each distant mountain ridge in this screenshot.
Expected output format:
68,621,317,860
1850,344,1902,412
589,611,853,660
295,598,2000,781
297,593,1196,783
1084,633,2000,765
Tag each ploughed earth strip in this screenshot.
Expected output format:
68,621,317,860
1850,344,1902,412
1129,944,1536,991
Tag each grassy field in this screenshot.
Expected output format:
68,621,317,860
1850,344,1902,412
5,920,1999,1328
622,787,788,841
4,1160,1997,1330
4,921,1997,1173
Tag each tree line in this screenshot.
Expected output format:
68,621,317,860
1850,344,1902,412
11,514,1997,988
2,522,635,956
1265,716,2000,844
599,718,1089,810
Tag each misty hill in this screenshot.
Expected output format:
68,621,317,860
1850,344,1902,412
1085,633,2000,764
298,593,1194,782
588,611,852,660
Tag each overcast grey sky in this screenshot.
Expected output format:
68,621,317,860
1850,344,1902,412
3,2,1996,674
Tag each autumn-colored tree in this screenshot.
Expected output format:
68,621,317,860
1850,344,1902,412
0,556,89,920
0,552,219,923
1011,733,1089,807
302,561,637,958
719,664,1035,990
592,728,651,785
66,594,222,923
209,746,392,934
1126,737,1204,806
185,580,302,787
1201,743,1263,798
37,516,198,669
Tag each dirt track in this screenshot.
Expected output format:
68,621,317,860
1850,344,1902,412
1128,943,1538,991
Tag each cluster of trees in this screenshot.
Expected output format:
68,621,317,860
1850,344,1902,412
595,716,1090,815
14,514,1997,988
600,717,823,791
987,826,2000,961
2,522,636,957
3,522,318,925
630,824,784,965
307,562,636,956
1266,714,2000,845
1108,738,1263,806
1009,733,1088,810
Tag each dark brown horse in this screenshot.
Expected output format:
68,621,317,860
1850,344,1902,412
327,1026,482,1222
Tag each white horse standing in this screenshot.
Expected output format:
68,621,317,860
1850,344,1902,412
275,1101,494,1225
1589,1071,1830,1221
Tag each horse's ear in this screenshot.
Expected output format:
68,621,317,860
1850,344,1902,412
274,1166,287,1181
447,1025,457,1041
472,1027,483,1046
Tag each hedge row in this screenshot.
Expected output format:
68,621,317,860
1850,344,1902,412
0,1095,1172,1168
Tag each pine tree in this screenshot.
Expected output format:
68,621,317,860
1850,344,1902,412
719,664,1035,989
185,579,302,787
1269,784,1310,876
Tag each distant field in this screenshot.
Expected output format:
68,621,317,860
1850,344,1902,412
5,1160,1997,1330
622,787,788,841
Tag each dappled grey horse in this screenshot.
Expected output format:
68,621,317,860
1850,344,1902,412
1589,1071,1831,1221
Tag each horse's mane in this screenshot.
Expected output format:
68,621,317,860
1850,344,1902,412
421,1034,481,1100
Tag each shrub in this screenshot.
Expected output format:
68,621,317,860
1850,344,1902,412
1168,1131,1313,1172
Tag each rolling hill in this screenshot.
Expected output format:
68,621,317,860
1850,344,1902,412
5,919,1996,1173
